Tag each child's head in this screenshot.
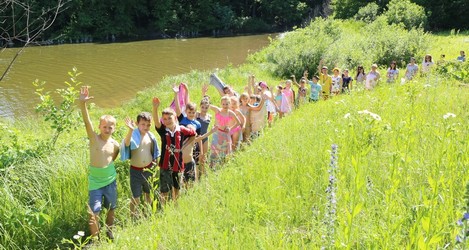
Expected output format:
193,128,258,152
185,102,197,120
332,68,340,76
276,85,283,94
200,98,210,114
221,95,231,110
321,65,328,74
161,108,177,128
371,63,378,71
312,75,319,83
461,51,465,56
299,78,307,86
99,115,116,136
410,57,416,63
285,80,292,88
249,95,256,105
357,65,364,73
343,69,350,76
136,112,152,133
425,54,432,62
389,61,397,70
230,96,239,110
223,86,233,96
240,93,249,105
259,81,269,90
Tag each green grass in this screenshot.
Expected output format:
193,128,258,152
0,19,468,249
91,78,468,249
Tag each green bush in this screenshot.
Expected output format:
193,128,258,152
354,2,380,23
250,18,429,78
384,0,427,30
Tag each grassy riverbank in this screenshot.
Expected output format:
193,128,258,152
0,18,468,249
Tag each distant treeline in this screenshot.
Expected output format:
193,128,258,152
1,0,467,44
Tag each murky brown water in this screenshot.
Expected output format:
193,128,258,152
0,34,273,119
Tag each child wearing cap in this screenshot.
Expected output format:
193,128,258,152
318,59,332,100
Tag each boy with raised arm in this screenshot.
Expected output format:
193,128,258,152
121,112,160,219
78,86,120,240
152,97,196,205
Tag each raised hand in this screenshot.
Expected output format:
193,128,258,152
124,117,136,130
172,84,180,93
79,86,94,103
202,84,208,96
152,97,160,109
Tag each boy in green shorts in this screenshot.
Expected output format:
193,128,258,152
78,86,120,239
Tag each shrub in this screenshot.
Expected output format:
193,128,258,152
250,18,429,78
354,2,380,23
384,0,427,30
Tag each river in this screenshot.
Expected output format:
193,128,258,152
0,34,273,119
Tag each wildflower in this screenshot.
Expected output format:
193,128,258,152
443,113,456,119
456,235,463,243
358,110,381,121
464,212,469,220
77,231,85,237
343,113,351,119
457,220,463,226
370,113,381,121
73,235,80,240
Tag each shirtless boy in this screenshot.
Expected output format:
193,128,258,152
78,86,120,239
121,112,160,218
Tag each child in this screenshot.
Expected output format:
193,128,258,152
386,61,399,84
152,97,196,205
355,65,366,88
309,76,322,102
258,81,276,126
405,57,419,80
121,112,160,219
365,64,381,90
209,96,241,167
249,95,266,140
331,68,342,96
274,85,288,118
318,59,332,100
421,54,434,74
239,91,265,143
341,69,353,93
229,96,245,151
195,96,211,177
282,80,294,113
457,51,466,62
291,72,308,107
78,86,120,240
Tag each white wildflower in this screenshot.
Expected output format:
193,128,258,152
443,113,456,119
370,113,382,121
77,231,85,237
73,235,80,240
344,113,351,119
358,110,381,121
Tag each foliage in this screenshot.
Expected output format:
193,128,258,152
354,2,380,23
384,0,427,30
33,67,82,147
250,18,429,78
95,77,469,249
332,0,388,20
434,61,469,83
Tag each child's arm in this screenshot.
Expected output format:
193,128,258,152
236,110,246,130
202,84,209,98
209,104,222,113
291,75,300,88
181,82,190,105
249,95,266,111
195,125,218,142
152,97,162,129
173,85,182,117
228,110,241,131
123,117,136,147
246,75,253,95
78,86,95,139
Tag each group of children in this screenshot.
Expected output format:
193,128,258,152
79,51,466,240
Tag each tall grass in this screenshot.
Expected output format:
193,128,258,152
0,19,468,249
93,79,468,249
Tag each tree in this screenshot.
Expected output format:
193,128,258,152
0,0,68,81
384,0,427,30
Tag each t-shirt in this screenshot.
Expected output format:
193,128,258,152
386,68,399,83
331,75,341,92
457,56,466,62
421,62,434,73
342,76,352,92
319,73,332,95
405,64,418,80
309,81,322,100
156,124,196,172
178,114,201,135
